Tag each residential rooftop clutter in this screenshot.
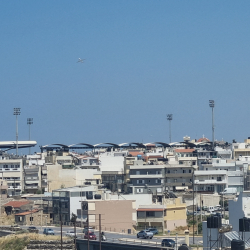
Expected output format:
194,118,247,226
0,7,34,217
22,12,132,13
1,136,250,239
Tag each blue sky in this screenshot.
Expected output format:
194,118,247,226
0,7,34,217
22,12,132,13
1,1,250,153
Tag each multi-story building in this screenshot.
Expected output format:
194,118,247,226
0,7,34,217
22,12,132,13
52,186,97,224
165,164,196,191
0,158,24,196
81,199,136,233
23,165,41,194
126,159,165,195
137,197,186,231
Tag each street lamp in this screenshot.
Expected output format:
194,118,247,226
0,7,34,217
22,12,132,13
13,108,21,156
27,118,33,155
209,100,215,149
167,114,173,143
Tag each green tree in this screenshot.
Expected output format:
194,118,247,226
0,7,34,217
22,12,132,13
198,222,202,233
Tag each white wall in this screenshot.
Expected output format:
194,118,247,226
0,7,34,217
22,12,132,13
109,193,152,209
99,152,125,172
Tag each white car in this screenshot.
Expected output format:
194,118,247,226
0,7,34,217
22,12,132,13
137,230,153,239
66,230,77,238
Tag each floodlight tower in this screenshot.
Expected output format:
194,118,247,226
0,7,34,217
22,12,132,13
209,100,215,149
27,118,33,154
167,114,173,143
13,108,21,156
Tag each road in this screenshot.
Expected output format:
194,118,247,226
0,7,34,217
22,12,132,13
20,225,203,247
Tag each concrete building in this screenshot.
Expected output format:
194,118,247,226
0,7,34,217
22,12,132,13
137,197,186,231
0,158,24,196
82,199,136,233
46,164,101,192
128,159,165,195
52,186,98,224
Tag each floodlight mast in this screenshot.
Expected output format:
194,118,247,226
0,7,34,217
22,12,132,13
13,108,21,156
167,114,173,143
27,118,33,154
209,100,215,149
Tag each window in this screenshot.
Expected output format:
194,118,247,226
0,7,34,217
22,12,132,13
189,170,191,173
137,188,143,193
183,170,186,173
167,170,170,174
155,179,161,184
137,180,144,184
136,171,140,175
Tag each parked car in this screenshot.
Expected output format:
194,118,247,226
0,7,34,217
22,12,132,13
66,230,77,238
137,230,153,239
161,239,175,247
11,224,20,229
220,188,237,195
214,205,222,211
202,206,208,211
43,228,55,235
146,228,158,235
83,227,94,234
84,232,96,240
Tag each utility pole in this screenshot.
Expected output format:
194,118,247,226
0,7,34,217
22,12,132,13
209,100,215,149
27,118,33,155
13,108,21,156
99,214,101,250
60,199,62,250
167,114,173,143
14,178,16,196
87,213,89,250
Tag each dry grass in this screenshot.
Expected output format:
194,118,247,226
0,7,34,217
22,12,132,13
0,214,15,226
0,233,69,250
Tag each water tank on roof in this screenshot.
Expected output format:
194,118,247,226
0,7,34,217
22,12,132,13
231,239,245,250
207,216,213,228
239,217,250,232
86,194,93,199
94,194,101,199
137,155,142,160
213,216,222,228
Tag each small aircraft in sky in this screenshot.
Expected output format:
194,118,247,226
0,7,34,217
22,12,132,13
77,58,85,63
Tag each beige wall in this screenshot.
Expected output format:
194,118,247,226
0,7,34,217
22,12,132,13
165,198,187,231
88,200,136,233
47,165,100,192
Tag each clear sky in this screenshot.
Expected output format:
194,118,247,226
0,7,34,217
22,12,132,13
1,1,250,153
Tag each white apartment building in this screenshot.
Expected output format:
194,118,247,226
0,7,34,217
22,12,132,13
0,158,24,196
194,170,228,193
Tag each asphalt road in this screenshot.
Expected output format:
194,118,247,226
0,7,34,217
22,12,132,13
19,225,203,247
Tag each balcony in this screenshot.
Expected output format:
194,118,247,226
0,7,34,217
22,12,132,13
165,182,192,187
8,186,21,189
194,179,227,185
165,173,192,178
137,217,163,223
130,174,162,179
25,185,39,189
